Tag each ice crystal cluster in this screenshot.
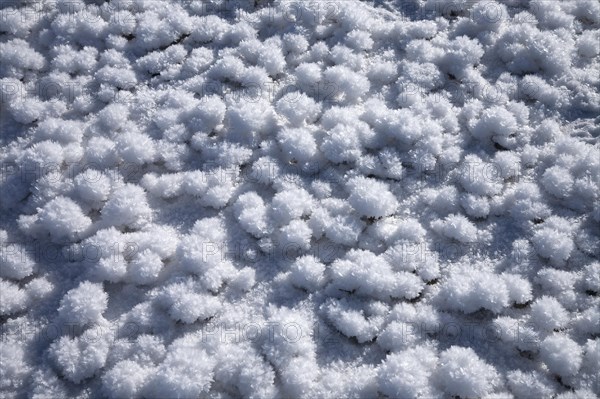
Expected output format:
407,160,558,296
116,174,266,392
0,0,599,398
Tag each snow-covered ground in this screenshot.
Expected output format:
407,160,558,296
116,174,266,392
1,0,599,398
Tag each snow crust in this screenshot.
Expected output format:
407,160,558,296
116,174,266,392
0,0,599,398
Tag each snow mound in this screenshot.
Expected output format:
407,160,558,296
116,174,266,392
1,0,598,397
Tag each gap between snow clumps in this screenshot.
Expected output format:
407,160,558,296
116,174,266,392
1,0,599,398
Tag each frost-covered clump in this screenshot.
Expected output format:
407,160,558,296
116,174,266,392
212,343,277,399
531,217,575,265
581,262,600,294
144,337,215,398
288,255,327,291
541,165,574,199
75,227,128,282
233,191,271,237
506,369,558,399
180,167,239,209
0,340,30,392
322,298,387,343
437,267,531,313
377,303,440,351
127,249,164,285
328,249,424,300
457,154,504,196
369,217,426,245
276,92,321,126
101,184,152,229
435,346,500,398
471,106,518,146
378,346,440,398
502,274,533,305
177,217,236,291
0,231,36,280
277,126,319,164
74,169,112,206
320,123,368,164
1,0,599,396
0,279,29,316
225,97,275,146
322,65,370,103
503,182,551,221
58,281,108,326
308,198,365,246
346,176,398,218
540,334,583,378
431,214,479,243
382,241,441,282
278,219,313,251
101,360,153,399
271,187,314,224
22,196,92,243
117,132,157,165
530,296,570,331
261,306,320,398
156,279,221,324
49,327,112,384
496,23,572,76
536,268,577,299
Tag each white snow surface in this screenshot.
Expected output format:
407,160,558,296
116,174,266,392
0,0,599,398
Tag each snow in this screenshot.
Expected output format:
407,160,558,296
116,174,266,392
1,0,599,397
506,369,559,399
32,196,92,243
531,218,576,265
435,346,500,398
0,279,29,316
438,265,511,314
101,184,153,229
276,92,321,127
157,279,221,324
74,169,112,205
144,340,215,399
58,281,108,326
431,213,480,243
378,345,439,398
233,191,271,238
346,176,398,218
127,249,164,285
101,360,152,399
328,249,424,300
530,295,570,331
540,334,584,378
49,328,111,384
277,126,319,163
289,255,326,291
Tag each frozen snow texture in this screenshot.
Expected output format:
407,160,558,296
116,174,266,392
431,214,479,243
101,184,153,229
378,346,440,398
58,281,108,326
289,255,326,291
540,334,583,378
329,249,424,300
34,196,92,243
102,360,152,399
157,280,221,324
346,176,398,218
1,0,598,397
435,346,500,398
438,267,511,314
49,329,111,384
233,191,271,237
530,296,570,331
144,340,215,399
